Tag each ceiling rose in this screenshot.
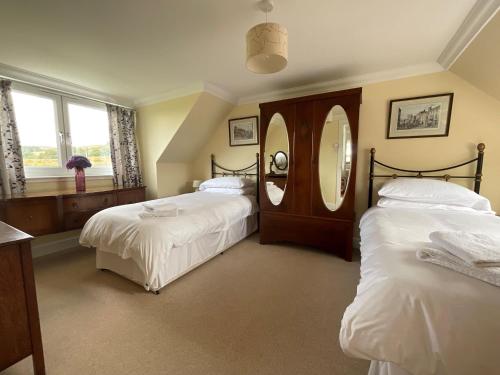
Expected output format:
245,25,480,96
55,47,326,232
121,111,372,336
246,0,288,74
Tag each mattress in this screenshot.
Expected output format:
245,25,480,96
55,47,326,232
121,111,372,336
340,207,500,375
80,192,258,291
96,214,257,291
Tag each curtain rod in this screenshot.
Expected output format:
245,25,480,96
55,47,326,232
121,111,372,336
0,74,134,110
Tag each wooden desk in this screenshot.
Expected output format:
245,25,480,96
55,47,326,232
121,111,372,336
0,222,45,374
0,186,146,236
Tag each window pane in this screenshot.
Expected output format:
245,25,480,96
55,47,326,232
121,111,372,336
67,103,111,168
11,91,60,167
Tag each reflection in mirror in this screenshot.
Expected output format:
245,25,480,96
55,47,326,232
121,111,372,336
265,113,289,206
273,151,288,170
319,105,352,211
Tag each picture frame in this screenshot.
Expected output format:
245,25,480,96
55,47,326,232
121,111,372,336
228,116,259,146
387,93,454,139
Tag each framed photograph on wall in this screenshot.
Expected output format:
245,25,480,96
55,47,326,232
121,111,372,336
387,93,454,139
228,116,259,146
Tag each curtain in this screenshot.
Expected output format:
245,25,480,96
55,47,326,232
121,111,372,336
107,104,142,187
0,80,26,195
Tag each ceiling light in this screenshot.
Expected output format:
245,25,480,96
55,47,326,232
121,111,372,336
246,0,288,74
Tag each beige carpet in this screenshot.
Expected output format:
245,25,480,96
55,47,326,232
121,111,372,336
4,235,369,375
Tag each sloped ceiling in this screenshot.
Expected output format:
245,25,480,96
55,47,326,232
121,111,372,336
451,12,500,101
159,93,233,162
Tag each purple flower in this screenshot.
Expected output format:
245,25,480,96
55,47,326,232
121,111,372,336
66,155,92,169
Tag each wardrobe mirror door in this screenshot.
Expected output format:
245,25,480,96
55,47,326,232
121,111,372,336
319,105,352,211
265,113,289,206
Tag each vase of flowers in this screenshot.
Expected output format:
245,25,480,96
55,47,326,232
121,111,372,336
66,156,92,192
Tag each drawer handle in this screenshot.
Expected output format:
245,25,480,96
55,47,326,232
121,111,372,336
72,202,78,208
103,198,109,204
28,215,33,221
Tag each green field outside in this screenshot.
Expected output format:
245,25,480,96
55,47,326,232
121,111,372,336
22,145,111,168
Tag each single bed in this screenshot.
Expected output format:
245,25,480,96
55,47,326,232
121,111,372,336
340,144,500,375
79,155,259,293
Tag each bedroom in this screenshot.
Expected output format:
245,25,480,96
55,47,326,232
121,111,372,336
0,1,499,374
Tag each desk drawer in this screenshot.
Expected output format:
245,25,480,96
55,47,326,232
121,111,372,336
63,193,116,213
3,198,59,236
117,188,145,205
64,211,97,230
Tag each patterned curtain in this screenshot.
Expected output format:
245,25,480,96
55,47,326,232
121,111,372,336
0,80,26,195
107,104,142,187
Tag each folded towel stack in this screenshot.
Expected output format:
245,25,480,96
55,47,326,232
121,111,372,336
417,231,500,287
430,231,500,267
139,201,179,219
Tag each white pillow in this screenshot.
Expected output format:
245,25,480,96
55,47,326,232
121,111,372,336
377,197,495,215
266,184,284,205
199,177,255,190
202,187,255,195
378,178,492,212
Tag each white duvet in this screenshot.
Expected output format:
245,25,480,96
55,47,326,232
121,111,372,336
80,192,258,288
340,207,500,375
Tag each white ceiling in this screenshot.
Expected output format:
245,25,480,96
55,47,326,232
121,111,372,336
0,0,483,105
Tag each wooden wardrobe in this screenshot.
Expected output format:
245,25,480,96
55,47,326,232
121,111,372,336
259,88,361,261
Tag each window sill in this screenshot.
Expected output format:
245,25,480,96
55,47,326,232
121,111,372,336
26,175,113,183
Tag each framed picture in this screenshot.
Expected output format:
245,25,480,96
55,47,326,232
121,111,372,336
228,116,259,146
387,93,454,139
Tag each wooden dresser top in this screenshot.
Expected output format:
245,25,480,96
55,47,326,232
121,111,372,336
0,221,32,246
0,185,146,201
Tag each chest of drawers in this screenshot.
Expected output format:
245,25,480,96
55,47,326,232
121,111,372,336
0,222,45,374
0,186,146,236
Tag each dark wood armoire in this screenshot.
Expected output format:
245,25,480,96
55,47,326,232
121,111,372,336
259,88,362,261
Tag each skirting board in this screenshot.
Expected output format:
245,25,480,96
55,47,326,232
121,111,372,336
32,234,81,258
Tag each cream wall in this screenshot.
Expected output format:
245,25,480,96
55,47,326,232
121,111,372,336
356,71,500,216
191,71,500,216
136,93,201,199
450,12,500,102
156,162,194,197
192,103,260,179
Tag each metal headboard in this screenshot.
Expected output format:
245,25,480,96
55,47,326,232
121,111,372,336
211,153,260,203
368,143,485,208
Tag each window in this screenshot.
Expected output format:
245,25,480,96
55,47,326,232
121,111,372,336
11,84,112,178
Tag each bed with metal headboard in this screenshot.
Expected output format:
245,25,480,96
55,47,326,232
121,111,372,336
341,142,500,375
211,153,260,202
367,143,485,208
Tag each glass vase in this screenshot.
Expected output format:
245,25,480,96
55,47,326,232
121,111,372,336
75,167,86,192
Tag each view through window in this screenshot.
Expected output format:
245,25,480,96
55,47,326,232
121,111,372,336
12,90,60,168
67,102,111,168
11,86,112,177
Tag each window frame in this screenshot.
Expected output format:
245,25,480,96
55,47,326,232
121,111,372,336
62,96,113,177
11,82,113,179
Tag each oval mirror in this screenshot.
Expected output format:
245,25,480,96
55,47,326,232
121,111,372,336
265,113,289,206
319,105,352,211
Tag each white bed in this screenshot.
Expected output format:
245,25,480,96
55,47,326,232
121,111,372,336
80,191,258,292
340,206,500,375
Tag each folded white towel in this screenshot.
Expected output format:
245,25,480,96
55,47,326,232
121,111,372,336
417,247,500,287
139,208,178,219
430,231,500,268
142,201,178,212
